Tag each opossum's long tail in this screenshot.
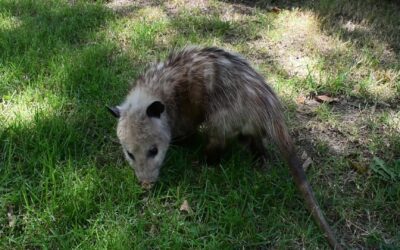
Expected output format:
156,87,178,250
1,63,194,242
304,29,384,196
272,119,342,250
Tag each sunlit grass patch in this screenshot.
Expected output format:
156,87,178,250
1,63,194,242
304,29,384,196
105,7,171,63
254,9,326,77
1,87,64,126
386,111,400,133
0,12,21,30
245,4,399,103
355,69,400,101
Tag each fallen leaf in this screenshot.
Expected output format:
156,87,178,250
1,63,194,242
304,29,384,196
301,150,308,160
349,160,368,174
377,101,390,107
302,157,313,172
315,95,338,103
149,224,158,236
297,99,321,115
272,7,281,13
180,200,192,214
304,99,321,106
296,95,306,105
7,205,16,228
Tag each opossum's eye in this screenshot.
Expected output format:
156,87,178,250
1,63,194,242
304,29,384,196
127,151,135,161
147,146,158,158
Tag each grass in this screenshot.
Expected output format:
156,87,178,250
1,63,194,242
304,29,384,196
1,0,399,248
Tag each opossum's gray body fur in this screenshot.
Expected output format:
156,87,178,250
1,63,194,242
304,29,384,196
109,46,341,249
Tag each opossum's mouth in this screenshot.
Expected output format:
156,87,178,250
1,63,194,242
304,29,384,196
135,171,159,189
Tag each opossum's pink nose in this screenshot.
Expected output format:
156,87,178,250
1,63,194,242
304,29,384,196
140,181,154,190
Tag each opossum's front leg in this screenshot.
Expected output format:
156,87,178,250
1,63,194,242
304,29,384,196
204,136,226,165
171,132,200,148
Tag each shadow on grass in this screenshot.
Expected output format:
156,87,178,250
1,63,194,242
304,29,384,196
222,0,400,64
0,1,143,246
0,0,116,96
169,12,265,44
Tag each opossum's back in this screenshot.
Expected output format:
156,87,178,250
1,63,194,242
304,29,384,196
196,48,284,136
146,47,285,136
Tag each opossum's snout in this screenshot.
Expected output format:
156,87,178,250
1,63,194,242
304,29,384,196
126,142,168,188
136,162,161,190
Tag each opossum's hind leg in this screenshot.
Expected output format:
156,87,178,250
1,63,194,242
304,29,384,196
239,134,270,167
204,136,226,165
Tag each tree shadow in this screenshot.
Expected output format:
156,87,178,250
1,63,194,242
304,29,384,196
221,0,400,66
0,0,148,172
0,2,141,241
0,0,113,96
168,12,265,44
0,0,141,157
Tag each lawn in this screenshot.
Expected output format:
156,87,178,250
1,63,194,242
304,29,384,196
1,0,399,248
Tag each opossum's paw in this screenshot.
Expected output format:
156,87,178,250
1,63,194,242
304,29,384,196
204,148,223,165
204,141,225,166
239,136,270,161
141,181,155,190
253,155,270,170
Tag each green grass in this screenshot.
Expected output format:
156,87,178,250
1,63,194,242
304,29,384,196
1,0,400,248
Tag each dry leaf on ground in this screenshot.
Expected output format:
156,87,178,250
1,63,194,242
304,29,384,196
149,224,158,236
7,205,16,228
349,160,368,174
179,200,193,214
302,157,313,172
296,95,306,105
270,7,281,13
301,151,313,172
315,95,339,103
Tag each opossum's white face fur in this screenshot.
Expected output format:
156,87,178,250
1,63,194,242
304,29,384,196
110,89,171,187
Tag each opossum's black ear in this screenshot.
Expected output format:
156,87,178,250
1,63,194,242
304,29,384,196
107,106,120,118
146,101,165,118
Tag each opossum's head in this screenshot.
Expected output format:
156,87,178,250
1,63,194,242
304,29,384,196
108,91,171,189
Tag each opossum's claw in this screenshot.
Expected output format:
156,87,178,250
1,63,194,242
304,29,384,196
141,181,154,190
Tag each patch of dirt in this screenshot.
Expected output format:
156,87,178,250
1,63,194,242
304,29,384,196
294,97,397,162
164,0,210,16
106,0,159,16
247,10,347,79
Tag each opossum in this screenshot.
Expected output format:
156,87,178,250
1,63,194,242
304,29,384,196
108,46,342,249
